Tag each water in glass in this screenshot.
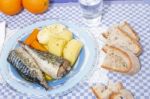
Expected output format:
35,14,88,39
79,0,103,26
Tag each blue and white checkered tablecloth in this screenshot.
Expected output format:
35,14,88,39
0,3,150,99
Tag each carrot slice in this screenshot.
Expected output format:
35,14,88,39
25,28,40,45
30,40,47,51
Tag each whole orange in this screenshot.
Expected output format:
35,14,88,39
22,0,49,14
0,0,22,16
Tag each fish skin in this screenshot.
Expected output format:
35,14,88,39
19,42,71,79
7,47,52,90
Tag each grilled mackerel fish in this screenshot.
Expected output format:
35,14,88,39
20,42,71,79
7,47,52,90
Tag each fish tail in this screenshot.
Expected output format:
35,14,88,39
46,87,53,91
40,80,53,90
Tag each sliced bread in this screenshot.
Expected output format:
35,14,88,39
119,21,140,41
91,84,112,99
91,82,134,99
110,89,134,99
101,45,140,75
101,27,142,56
108,81,124,93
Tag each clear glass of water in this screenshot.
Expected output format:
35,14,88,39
79,0,103,26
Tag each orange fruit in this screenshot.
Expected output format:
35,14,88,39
0,0,22,16
22,0,49,14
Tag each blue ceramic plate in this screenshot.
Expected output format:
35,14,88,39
0,20,97,98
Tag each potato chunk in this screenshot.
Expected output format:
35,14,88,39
63,39,83,65
56,29,73,42
48,37,67,57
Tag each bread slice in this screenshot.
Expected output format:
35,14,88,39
91,84,112,99
101,27,142,56
119,21,140,41
108,81,124,93
101,45,140,75
91,82,134,99
110,89,134,99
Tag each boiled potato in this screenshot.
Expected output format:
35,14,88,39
37,27,52,44
44,24,73,42
47,23,66,34
48,37,67,56
37,24,72,44
63,39,83,65
57,29,73,42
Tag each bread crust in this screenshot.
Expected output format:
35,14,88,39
91,85,112,99
91,82,134,99
101,45,140,75
109,89,134,99
101,45,132,73
117,27,142,56
91,87,102,99
113,27,142,75
110,93,118,99
123,47,141,75
119,89,134,99
119,21,140,41
100,21,141,75
102,32,109,39
108,81,124,93
101,27,142,56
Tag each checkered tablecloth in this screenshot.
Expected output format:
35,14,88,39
0,3,150,99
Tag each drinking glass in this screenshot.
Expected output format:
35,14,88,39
79,0,103,26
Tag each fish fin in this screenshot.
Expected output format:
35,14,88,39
46,87,53,91
40,80,53,90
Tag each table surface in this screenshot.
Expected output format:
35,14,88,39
0,1,150,99
51,0,150,3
